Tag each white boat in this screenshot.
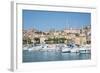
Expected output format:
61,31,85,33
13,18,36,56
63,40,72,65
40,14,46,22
41,44,60,51
70,48,79,53
61,47,70,53
69,44,79,53
61,44,79,53
28,47,33,52
33,45,42,50
28,45,43,51
23,47,28,50
79,45,91,53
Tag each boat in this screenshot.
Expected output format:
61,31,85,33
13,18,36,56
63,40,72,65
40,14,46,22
79,45,91,53
28,44,43,51
28,47,33,52
61,47,70,53
70,48,79,53
61,45,71,53
61,43,79,53
70,44,79,53
41,44,58,51
23,47,28,51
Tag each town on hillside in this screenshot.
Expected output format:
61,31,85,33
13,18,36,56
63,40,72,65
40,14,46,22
23,25,91,47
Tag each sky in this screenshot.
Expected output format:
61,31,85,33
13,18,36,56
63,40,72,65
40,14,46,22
23,10,91,32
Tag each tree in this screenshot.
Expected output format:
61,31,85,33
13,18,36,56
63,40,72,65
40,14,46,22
23,37,33,45
75,33,79,37
34,37,40,44
59,38,66,43
27,38,33,44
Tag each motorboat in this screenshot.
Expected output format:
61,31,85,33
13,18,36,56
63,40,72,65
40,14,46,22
61,45,71,53
41,44,57,51
28,44,43,51
23,47,28,51
70,48,79,53
61,47,70,53
28,47,33,52
79,45,91,53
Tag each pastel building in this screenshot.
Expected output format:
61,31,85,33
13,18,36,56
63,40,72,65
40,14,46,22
23,25,91,46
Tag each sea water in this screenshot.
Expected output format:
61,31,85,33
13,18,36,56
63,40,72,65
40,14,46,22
23,50,91,62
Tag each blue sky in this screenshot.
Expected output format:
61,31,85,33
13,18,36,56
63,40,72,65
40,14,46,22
23,10,91,32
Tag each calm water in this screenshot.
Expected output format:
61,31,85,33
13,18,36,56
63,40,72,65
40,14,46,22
23,50,91,62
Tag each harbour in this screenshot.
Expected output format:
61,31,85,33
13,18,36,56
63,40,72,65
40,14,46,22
22,10,91,63
23,44,91,62
23,44,91,53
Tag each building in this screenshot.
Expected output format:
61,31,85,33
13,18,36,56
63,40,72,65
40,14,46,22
63,28,80,34
23,25,91,46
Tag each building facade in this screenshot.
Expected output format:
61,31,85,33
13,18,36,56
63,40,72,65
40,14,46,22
23,25,91,46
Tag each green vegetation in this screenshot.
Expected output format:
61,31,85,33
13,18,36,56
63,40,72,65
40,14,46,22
23,38,33,45
75,33,80,37
45,37,66,44
34,37,40,44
